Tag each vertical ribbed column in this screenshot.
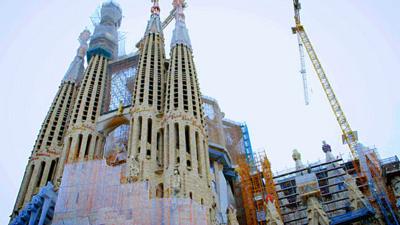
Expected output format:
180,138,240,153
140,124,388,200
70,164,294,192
10,29,90,218
127,4,165,197
60,54,108,163
56,2,121,183
163,2,213,217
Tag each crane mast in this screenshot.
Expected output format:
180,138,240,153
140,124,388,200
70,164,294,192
291,0,358,159
297,33,309,105
162,0,187,30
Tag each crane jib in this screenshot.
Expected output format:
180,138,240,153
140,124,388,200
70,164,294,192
294,25,358,159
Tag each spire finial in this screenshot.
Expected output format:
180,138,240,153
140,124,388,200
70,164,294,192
151,0,161,15
173,0,185,22
170,0,191,49
63,29,90,83
77,29,91,58
144,0,163,35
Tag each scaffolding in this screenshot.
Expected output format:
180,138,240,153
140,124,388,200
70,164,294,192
273,156,376,225
53,160,208,224
237,155,258,225
237,152,282,225
10,183,57,225
381,156,400,209
357,144,399,225
241,123,254,164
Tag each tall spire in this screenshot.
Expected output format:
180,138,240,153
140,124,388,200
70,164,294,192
126,0,166,185
171,0,191,49
62,29,91,83
145,0,163,36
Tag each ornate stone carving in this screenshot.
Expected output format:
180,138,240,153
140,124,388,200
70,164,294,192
227,205,239,225
127,156,140,182
172,168,181,194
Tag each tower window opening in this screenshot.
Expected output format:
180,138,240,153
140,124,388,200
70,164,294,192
185,126,190,154
75,134,83,160
46,159,57,184
84,134,92,159
166,125,170,168
36,161,46,188
66,137,72,162
175,123,179,149
147,118,152,144
138,117,142,140
196,132,202,175
156,131,161,164
146,149,151,158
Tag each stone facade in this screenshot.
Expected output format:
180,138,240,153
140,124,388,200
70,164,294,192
10,29,90,219
55,2,122,181
11,2,239,224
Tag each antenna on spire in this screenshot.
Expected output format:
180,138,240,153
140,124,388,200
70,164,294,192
151,0,161,14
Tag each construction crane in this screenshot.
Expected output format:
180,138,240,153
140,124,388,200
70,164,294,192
291,0,358,159
162,0,188,30
296,29,310,105
291,1,400,224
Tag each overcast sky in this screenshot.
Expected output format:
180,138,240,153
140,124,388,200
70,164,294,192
1,0,399,222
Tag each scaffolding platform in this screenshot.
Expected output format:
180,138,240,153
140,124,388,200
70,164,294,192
330,205,375,225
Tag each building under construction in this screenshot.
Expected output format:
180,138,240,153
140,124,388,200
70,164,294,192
235,141,400,225
8,0,400,225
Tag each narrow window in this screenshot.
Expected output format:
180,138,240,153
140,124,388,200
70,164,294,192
175,123,179,149
75,134,83,160
36,161,46,187
94,136,99,159
147,118,152,144
196,132,202,175
138,117,142,140
84,134,92,159
166,125,170,168
46,160,57,184
185,126,190,154
66,137,72,162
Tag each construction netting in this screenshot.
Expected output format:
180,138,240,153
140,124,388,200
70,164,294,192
222,119,244,164
53,160,208,225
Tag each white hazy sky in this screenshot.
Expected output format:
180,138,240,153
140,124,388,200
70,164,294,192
0,0,399,223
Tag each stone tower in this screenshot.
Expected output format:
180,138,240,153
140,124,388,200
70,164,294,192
56,2,122,178
10,29,90,218
163,0,213,209
126,0,166,194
